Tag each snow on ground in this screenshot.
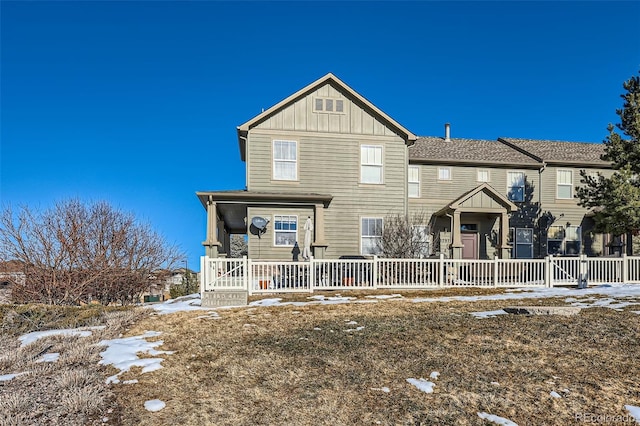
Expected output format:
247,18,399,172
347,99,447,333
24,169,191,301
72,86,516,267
477,412,519,426
19,325,105,347
625,405,640,423
371,386,391,393
470,309,509,319
151,293,212,315
36,353,60,363
550,391,561,398
144,399,166,412
98,331,175,384
407,377,436,394
0,372,27,382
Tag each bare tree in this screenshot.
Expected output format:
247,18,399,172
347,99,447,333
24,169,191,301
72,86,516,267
378,211,431,258
0,199,182,305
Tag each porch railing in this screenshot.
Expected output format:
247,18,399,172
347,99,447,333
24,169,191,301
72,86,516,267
200,254,640,295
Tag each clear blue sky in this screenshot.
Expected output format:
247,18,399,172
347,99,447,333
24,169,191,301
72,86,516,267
2,1,639,271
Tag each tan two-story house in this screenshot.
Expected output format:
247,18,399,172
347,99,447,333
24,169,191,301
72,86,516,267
197,73,615,260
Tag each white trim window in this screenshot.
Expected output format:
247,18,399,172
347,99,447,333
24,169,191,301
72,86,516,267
361,217,383,255
557,169,573,199
273,140,297,181
565,225,581,255
507,171,525,202
274,215,297,247
438,167,452,181
408,165,420,198
547,226,565,255
361,145,383,184
477,169,490,183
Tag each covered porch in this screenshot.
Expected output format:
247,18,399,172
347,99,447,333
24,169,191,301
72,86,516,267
431,183,518,260
196,190,333,259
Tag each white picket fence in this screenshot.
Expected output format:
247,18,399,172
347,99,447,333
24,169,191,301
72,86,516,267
200,254,640,295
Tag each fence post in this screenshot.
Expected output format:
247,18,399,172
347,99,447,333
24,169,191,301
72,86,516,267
546,256,553,288
309,256,315,294
439,253,445,287
200,256,206,295
246,256,252,296
622,253,628,283
493,256,499,287
372,256,379,290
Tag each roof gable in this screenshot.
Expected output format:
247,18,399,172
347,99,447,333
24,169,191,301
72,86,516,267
237,73,417,160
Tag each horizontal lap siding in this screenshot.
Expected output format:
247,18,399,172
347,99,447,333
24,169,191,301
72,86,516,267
247,206,314,260
246,81,408,259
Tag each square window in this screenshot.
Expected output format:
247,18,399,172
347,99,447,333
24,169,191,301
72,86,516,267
438,167,452,181
274,215,297,247
477,169,490,182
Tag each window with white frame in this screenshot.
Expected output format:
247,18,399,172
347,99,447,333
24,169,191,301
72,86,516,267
361,218,383,255
361,145,383,184
408,166,420,198
565,225,581,255
274,215,297,247
477,169,490,183
510,228,533,258
438,167,452,181
557,170,573,199
507,171,525,202
273,140,297,181
547,226,565,255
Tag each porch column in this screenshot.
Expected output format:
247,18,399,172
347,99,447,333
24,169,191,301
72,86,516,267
202,198,221,257
497,212,511,259
451,210,463,259
312,203,328,259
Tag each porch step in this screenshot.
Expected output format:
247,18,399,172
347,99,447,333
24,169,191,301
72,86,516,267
503,306,582,316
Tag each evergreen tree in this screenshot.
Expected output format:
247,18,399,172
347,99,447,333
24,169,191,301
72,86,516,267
577,70,640,252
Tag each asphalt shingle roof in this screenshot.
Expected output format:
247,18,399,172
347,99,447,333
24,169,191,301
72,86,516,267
498,138,608,166
409,137,541,166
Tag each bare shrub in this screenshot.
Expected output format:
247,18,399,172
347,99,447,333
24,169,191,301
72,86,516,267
378,211,431,258
0,199,183,305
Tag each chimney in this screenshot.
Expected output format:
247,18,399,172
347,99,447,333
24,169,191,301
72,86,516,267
444,122,451,142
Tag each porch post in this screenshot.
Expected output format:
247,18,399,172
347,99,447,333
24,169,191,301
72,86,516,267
202,197,221,257
451,210,463,259
497,212,511,259
312,203,328,259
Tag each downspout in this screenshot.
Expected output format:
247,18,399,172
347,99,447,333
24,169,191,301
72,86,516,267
538,162,547,257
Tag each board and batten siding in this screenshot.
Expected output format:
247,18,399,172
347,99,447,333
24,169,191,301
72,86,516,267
253,82,400,137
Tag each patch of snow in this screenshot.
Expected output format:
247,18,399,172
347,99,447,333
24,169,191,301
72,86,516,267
477,412,519,426
632,311,640,315
407,378,436,394
122,379,138,384
371,387,390,393
19,326,105,347
471,309,508,319
550,391,561,398
344,326,365,332
625,405,640,423
36,353,60,363
491,381,500,386
98,331,174,384
313,327,322,331
365,294,403,300
249,298,283,307
152,293,210,315
0,372,27,382
430,371,440,380
345,320,358,325
144,399,166,412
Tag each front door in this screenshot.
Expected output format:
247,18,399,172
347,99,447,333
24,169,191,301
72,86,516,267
461,232,478,259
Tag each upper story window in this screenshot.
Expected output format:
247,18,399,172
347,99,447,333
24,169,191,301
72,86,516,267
361,217,383,255
477,169,490,183
438,167,452,181
361,145,383,184
507,171,525,202
408,166,420,198
314,97,344,113
273,140,297,181
557,170,573,199
274,215,297,247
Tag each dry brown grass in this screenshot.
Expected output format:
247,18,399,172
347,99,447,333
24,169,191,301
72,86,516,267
0,306,147,426
109,291,640,426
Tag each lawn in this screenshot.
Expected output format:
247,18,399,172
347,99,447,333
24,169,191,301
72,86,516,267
104,289,640,425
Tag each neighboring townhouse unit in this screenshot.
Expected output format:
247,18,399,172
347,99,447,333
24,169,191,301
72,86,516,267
197,73,614,261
